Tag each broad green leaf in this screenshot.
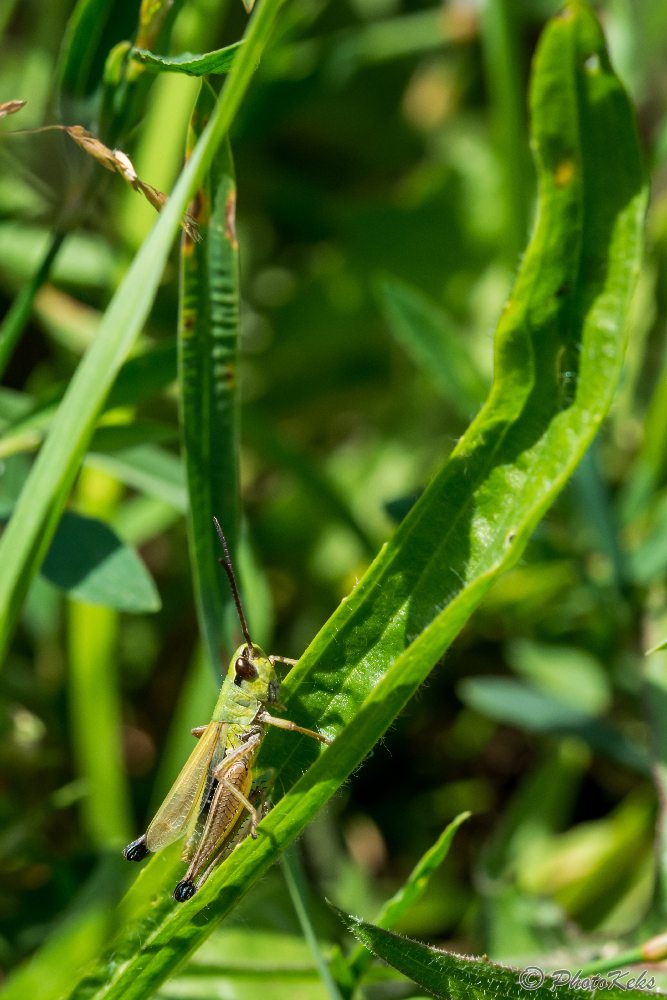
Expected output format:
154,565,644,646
458,677,649,773
132,42,243,76
507,638,611,715
56,6,646,998
179,81,241,672
376,274,487,419
336,909,659,1000
458,676,591,730
41,510,161,612
0,0,290,661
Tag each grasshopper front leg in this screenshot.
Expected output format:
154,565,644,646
257,710,332,745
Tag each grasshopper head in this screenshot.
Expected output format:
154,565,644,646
228,643,281,705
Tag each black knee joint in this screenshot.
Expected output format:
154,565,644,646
123,835,150,862
174,880,197,902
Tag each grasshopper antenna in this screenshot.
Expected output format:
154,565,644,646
213,518,254,650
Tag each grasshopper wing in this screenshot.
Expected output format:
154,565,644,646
146,721,222,852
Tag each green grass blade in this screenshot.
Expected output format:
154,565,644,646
132,42,244,75
336,908,658,1000
281,843,343,1000
0,232,65,381
244,409,376,557
327,9,464,83
179,81,241,672
482,0,534,259
59,0,117,97
53,5,645,997
68,601,133,848
346,811,471,980
0,0,287,664
375,274,487,419
619,347,667,521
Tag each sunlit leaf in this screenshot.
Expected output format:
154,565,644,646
132,42,243,75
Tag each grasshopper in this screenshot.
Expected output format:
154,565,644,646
123,518,330,901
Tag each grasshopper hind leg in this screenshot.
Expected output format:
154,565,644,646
174,879,197,901
191,786,272,896
123,834,150,862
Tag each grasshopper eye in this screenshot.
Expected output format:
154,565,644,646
235,656,257,684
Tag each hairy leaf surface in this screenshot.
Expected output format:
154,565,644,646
337,909,659,1000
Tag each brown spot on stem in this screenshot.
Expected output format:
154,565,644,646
225,189,238,248
554,160,575,187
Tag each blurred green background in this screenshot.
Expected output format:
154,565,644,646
2,0,667,994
